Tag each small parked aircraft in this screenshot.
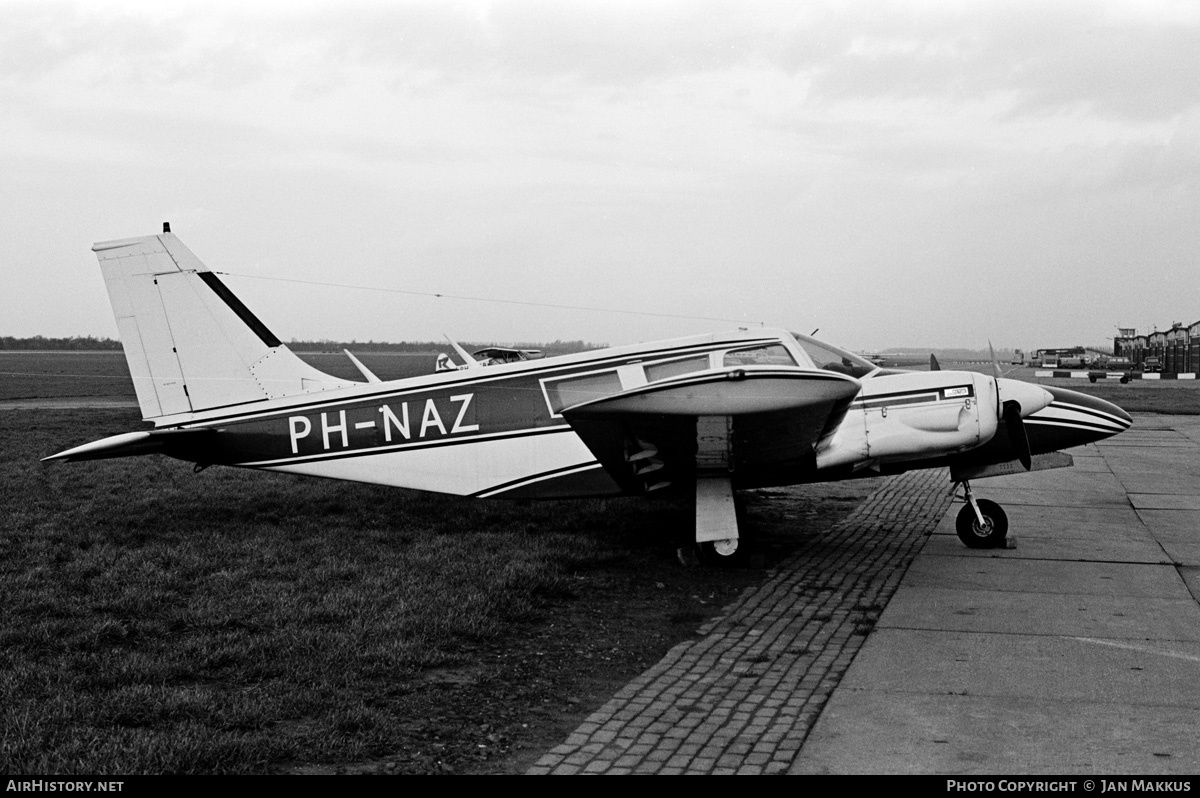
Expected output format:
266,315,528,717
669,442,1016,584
45,227,1132,556
436,345,544,372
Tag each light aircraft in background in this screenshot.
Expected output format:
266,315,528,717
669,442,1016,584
45,227,1133,557
436,344,544,372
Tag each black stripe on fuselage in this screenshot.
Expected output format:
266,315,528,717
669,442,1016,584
854,392,938,409
470,460,602,498
1045,400,1132,428
1026,417,1126,434
850,384,972,409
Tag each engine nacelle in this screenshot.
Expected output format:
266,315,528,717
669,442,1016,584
816,371,1042,471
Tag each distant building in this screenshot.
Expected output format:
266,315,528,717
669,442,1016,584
1166,324,1188,374
1032,347,1087,368
1111,323,1200,374
1192,321,1200,375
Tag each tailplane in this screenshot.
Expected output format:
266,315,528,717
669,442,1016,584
96,225,355,421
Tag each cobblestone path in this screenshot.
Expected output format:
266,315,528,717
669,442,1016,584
529,468,954,774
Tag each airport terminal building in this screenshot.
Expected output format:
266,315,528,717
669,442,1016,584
1114,321,1200,377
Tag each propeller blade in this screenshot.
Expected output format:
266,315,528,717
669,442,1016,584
1003,400,1033,471
989,340,1002,380
989,340,1003,421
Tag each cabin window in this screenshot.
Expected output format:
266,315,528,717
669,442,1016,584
644,355,710,383
722,344,796,367
543,370,624,415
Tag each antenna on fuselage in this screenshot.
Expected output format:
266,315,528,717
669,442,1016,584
343,349,381,383
443,335,482,370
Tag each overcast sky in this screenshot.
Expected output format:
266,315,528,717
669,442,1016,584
3,0,1198,351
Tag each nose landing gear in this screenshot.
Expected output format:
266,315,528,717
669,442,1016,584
953,479,1009,549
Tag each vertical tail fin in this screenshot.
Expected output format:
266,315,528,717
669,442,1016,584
95,229,355,421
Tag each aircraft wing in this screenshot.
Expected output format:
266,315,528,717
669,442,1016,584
559,368,861,494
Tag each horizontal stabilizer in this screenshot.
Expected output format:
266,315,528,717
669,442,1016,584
42,428,218,463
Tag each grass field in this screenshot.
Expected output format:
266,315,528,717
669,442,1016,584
0,352,136,400
0,351,438,401
2,408,690,773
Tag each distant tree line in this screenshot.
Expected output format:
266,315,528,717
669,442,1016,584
0,335,123,351
887,347,1017,361
0,335,605,355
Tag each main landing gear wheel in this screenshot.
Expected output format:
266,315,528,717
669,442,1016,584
955,499,1008,549
700,537,741,563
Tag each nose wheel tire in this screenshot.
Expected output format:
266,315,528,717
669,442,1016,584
956,499,1008,549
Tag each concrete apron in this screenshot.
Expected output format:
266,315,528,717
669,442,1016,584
792,415,1200,774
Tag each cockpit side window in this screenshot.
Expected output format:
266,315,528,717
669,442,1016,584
788,333,878,379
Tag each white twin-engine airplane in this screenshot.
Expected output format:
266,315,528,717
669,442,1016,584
46,227,1132,558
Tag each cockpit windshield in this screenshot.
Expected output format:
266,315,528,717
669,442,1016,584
788,332,880,379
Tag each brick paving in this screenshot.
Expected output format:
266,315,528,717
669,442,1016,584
528,468,954,774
